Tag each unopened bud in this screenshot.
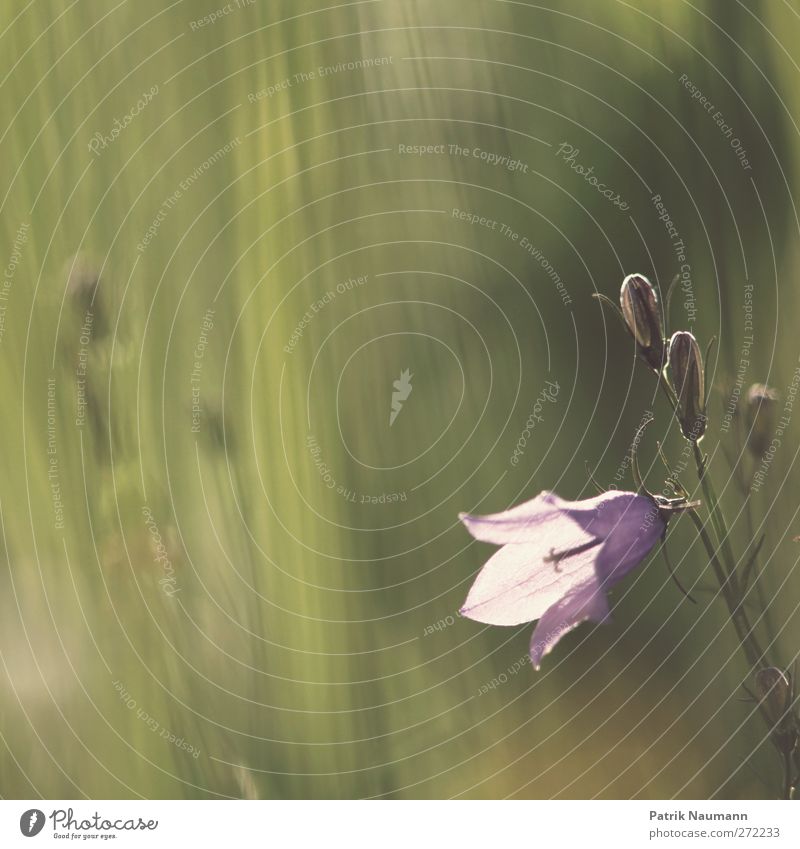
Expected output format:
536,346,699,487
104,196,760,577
756,668,790,723
745,384,779,457
755,667,796,753
668,331,706,441
619,273,665,372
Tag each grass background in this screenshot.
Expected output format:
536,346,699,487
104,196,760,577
1,0,799,798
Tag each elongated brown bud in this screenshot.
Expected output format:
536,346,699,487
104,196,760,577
755,667,797,755
668,331,706,441
620,274,665,372
756,668,790,725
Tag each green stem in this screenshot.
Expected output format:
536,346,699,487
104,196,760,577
659,370,767,668
742,471,778,650
686,510,766,672
652,349,785,791
660,372,735,570
692,441,737,577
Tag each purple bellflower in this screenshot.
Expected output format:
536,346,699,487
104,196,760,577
459,490,666,668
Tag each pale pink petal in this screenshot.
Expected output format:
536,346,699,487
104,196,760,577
594,501,664,586
560,491,659,539
459,491,576,545
528,577,610,669
458,489,666,667
459,533,599,626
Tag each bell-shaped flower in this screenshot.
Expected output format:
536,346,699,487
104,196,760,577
459,490,665,668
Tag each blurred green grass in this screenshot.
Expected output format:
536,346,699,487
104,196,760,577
1,0,799,798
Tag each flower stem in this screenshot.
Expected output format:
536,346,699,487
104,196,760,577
692,441,737,576
651,344,784,792
686,509,766,672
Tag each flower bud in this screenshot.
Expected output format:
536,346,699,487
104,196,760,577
745,384,779,458
756,668,790,724
755,667,796,753
619,274,665,372
668,331,706,441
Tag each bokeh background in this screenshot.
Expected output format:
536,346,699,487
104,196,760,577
1,0,799,799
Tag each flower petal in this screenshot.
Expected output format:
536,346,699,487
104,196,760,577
528,577,610,669
460,534,600,626
459,491,591,545
594,500,664,587
460,490,658,546
560,491,659,539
